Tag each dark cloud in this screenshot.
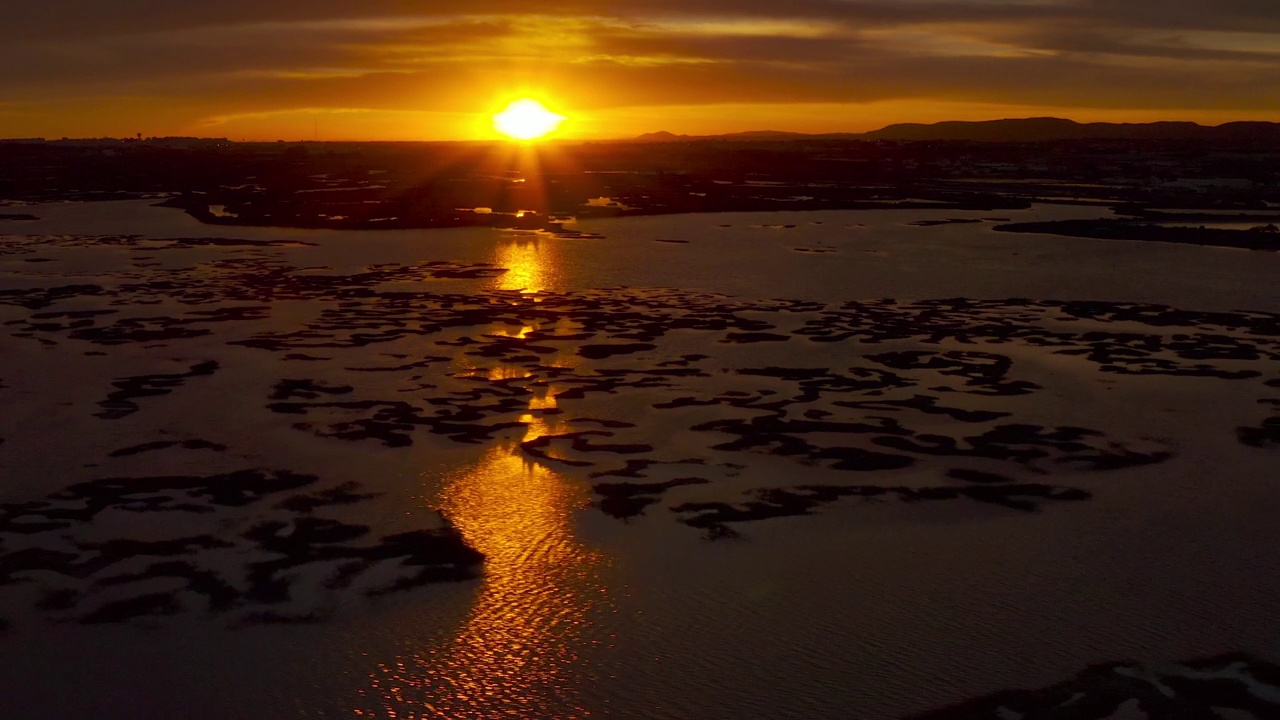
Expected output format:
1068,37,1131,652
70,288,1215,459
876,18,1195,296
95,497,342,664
0,1,1065,39
1085,0,1280,33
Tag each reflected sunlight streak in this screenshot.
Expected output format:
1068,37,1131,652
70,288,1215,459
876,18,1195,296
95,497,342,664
362,384,611,718
493,239,557,293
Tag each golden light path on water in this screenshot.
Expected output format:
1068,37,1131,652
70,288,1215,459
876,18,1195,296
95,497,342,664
493,234,559,294
359,238,610,718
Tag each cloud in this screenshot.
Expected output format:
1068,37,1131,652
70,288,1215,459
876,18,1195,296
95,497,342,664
0,1,1276,138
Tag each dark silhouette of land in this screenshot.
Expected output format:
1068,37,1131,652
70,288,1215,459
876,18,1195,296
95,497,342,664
2,118,1278,249
995,219,1280,250
636,117,1280,143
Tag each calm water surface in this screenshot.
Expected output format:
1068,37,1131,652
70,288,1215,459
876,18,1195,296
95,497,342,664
0,201,1277,719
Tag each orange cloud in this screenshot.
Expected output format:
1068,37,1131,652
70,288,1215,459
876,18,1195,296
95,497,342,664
0,3,1276,139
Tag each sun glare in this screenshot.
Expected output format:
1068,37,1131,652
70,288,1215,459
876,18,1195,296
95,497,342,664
493,99,565,141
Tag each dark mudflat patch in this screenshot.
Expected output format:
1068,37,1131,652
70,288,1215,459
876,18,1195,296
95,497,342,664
159,237,320,249
946,468,1015,484
720,332,790,344
270,378,354,401
109,439,228,457
237,610,325,626
80,593,183,624
578,343,657,359
673,480,1090,539
909,218,983,227
522,431,654,466
589,458,708,480
594,478,709,519
569,417,637,429
0,469,483,625
1238,415,1280,447
912,653,1280,719
95,361,220,420
275,482,380,514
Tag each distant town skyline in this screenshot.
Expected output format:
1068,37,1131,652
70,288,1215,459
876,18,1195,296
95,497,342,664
2,1,1278,141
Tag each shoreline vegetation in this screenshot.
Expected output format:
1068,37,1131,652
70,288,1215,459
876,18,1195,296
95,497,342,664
993,219,1280,251
3,130,1278,250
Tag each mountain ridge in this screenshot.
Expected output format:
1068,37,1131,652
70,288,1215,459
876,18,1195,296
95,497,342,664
635,117,1280,143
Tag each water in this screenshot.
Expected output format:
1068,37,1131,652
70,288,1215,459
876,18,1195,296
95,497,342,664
0,200,1277,719
8,199,1275,309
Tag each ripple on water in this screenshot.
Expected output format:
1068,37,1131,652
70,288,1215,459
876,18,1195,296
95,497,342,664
358,402,614,719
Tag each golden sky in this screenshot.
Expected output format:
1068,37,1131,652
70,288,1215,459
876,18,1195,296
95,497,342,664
2,1,1278,140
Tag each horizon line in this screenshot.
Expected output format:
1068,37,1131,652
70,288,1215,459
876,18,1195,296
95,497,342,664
4,115,1279,145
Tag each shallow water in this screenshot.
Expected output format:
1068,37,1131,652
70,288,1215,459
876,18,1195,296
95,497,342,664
0,201,1277,719
8,199,1276,310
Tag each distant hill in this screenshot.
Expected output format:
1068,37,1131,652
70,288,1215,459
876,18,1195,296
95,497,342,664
863,117,1280,142
634,131,690,143
636,118,1280,143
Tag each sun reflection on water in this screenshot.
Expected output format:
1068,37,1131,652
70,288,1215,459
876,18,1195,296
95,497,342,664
360,387,611,719
492,237,559,293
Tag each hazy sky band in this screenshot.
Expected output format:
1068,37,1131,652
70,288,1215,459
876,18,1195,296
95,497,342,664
2,0,1277,139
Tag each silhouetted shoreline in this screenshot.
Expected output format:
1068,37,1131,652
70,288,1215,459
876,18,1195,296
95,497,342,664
994,219,1280,251
4,133,1275,250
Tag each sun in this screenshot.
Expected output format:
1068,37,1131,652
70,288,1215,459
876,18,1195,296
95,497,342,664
493,99,565,141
